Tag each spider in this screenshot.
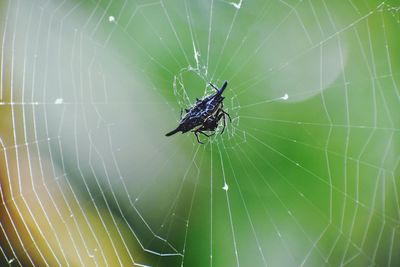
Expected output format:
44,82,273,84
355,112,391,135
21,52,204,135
165,81,231,144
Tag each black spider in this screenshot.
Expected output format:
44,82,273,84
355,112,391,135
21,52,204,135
165,81,231,144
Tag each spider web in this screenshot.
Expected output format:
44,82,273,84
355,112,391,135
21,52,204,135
0,0,399,266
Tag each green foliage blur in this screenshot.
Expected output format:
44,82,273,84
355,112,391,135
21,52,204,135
1,0,399,266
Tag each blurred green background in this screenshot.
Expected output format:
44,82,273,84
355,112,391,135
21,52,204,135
0,0,399,266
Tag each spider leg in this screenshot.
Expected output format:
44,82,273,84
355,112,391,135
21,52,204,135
180,108,183,119
199,131,215,137
217,111,226,135
221,109,232,122
209,83,219,92
222,115,227,134
194,131,204,144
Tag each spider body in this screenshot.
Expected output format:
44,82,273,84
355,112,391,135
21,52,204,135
166,81,231,144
